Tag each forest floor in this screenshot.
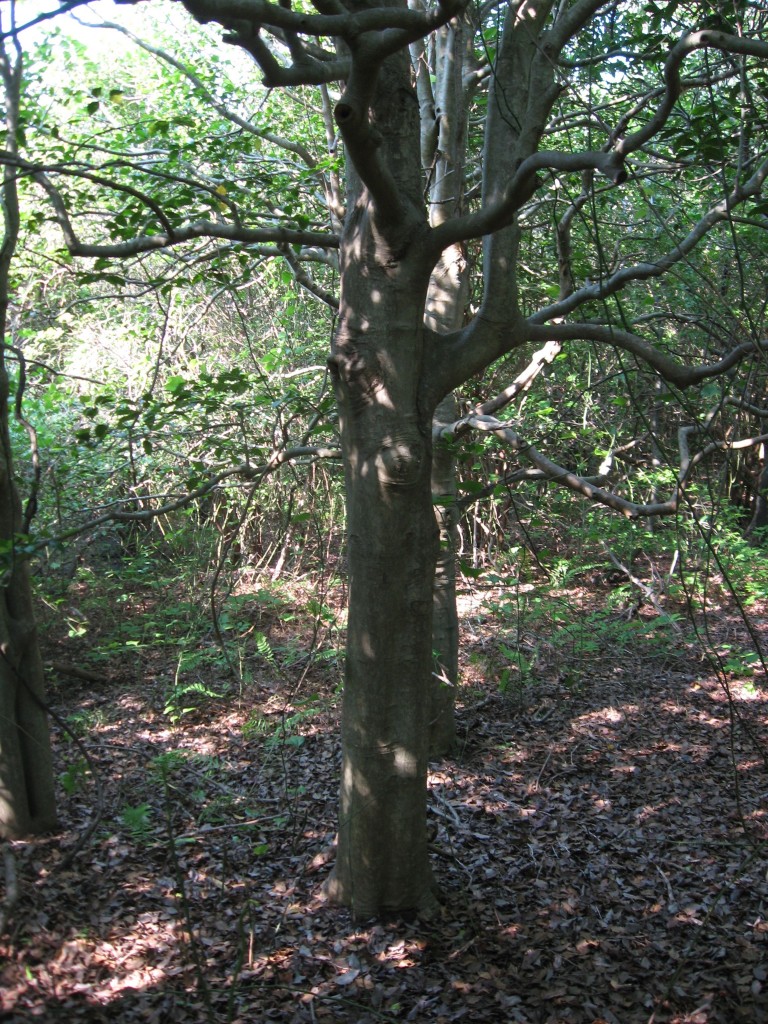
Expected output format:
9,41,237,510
1,568,768,1024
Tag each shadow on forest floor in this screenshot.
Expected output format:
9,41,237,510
1,578,767,1024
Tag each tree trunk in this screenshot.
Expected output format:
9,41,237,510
746,459,768,543
430,392,459,756
0,31,57,839
417,15,474,756
325,260,439,916
0,369,58,839
323,43,440,915
425,245,469,758
0,583,58,840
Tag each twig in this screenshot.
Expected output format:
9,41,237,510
603,543,682,631
533,749,553,790
655,864,675,903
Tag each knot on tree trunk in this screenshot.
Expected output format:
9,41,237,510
375,435,425,488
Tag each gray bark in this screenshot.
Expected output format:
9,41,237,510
418,15,474,757
54,0,768,919
324,50,440,917
430,392,460,756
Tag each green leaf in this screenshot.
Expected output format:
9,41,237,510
166,375,186,394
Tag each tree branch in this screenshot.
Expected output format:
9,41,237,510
1,0,92,38
181,0,466,85
615,30,768,160
430,147,627,252
546,0,614,58
438,411,768,520
431,27,768,257
529,152,768,324
472,340,562,418
526,322,766,389
278,243,339,308
86,19,323,168
28,169,338,258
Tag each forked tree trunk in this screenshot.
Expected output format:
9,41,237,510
323,47,441,917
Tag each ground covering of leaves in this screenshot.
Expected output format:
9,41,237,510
1,577,767,1024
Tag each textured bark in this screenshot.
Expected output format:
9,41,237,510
56,0,768,919
0,363,57,839
326,268,439,916
324,51,440,918
0,580,57,838
420,16,473,757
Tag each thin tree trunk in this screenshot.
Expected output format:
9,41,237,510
418,15,474,756
430,392,459,756
0,550,58,838
746,456,768,543
425,245,468,757
0,24,57,839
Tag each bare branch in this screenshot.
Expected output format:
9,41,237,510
529,155,768,323
546,0,614,58
181,0,466,85
278,243,339,308
473,340,561,418
527,322,766,389
430,147,627,252
1,0,92,39
438,411,768,520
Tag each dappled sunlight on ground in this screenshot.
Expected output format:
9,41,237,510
1,580,767,1022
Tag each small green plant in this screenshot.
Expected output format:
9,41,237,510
719,644,764,678
149,749,189,778
120,802,153,841
63,708,105,737
254,631,278,668
164,679,223,723
64,608,89,640
497,643,537,703
163,648,224,723
59,758,88,795
242,712,269,740
242,693,327,748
